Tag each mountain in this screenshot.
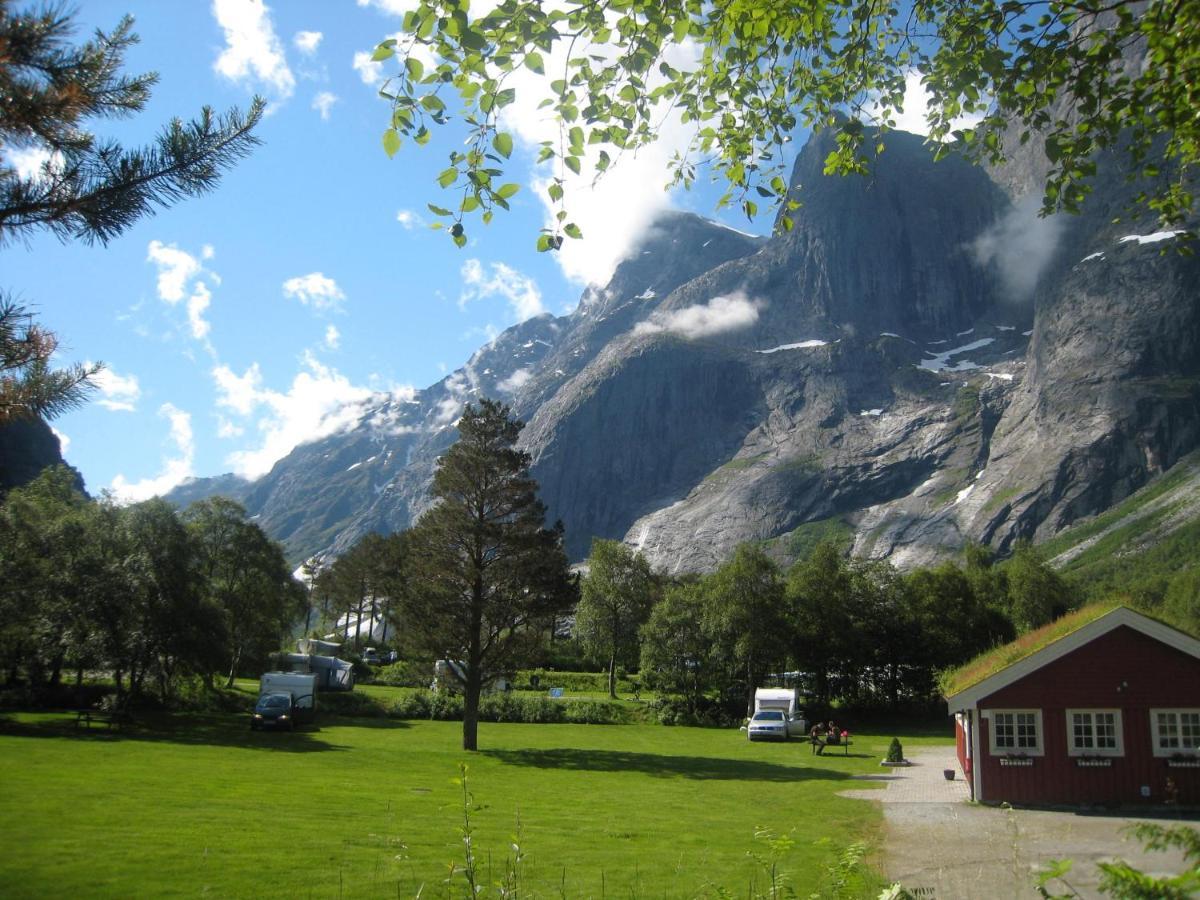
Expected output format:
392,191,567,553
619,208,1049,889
167,127,1200,574
0,417,82,494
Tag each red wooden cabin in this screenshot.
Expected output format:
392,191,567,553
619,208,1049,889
945,607,1200,806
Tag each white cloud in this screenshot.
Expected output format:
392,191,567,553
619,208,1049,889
110,403,195,502
217,417,244,439
352,50,385,86
971,194,1064,301
214,354,376,478
201,244,215,260
212,362,264,416
324,324,341,350
497,368,532,393
865,70,985,137
92,367,142,412
355,0,419,13
50,426,71,455
4,145,60,180
497,38,701,286
212,0,295,101
293,30,323,54
396,208,423,229
282,272,346,312
312,91,338,120
460,259,543,322
187,282,213,343
146,240,202,304
634,291,761,340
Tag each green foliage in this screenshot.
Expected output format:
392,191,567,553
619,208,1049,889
0,469,300,703
1035,823,1200,900
885,738,905,764
372,659,432,688
575,538,659,697
373,0,1198,248
387,689,630,724
0,6,263,246
0,298,101,424
774,517,855,564
403,398,578,750
513,669,638,694
1002,541,1074,631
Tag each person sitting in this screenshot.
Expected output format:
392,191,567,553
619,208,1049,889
825,721,840,745
810,723,827,754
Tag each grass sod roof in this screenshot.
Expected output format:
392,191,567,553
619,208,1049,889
937,600,1187,700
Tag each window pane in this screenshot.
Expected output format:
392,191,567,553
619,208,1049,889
1016,712,1038,749
1158,712,1180,748
1095,712,1117,749
1181,712,1200,750
1072,713,1093,749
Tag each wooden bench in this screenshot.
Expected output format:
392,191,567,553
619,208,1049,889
810,735,852,756
75,709,128,731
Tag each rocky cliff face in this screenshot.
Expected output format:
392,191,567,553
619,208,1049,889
167,126,1200,572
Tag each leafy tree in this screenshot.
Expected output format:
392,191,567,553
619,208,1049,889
403,399,577,751
575,537,658,698
905,561,1014,675
183,497,303,687
702,542,788,718
0,5,264,245
786,541,857,706
639,579,712,715
1005,540,1074,631
373,0,1197,248
326,531,413,649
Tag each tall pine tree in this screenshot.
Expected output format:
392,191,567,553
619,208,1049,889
405,399,576,751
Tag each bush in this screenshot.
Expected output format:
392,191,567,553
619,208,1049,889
372,660,432,688
652,697,735,728
885,737,905,763
386,690,630,724
514,669,639,694
319,690,389,718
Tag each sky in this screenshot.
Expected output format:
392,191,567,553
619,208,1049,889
3,1,964,502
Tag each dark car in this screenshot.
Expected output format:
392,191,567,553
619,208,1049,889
251,691,298,731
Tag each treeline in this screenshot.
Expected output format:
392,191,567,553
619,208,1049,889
576,539,1081,723
0,467,303,704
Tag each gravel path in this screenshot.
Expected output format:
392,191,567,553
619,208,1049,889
839,749,1198,898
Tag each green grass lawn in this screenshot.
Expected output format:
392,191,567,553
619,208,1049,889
0,711,952,898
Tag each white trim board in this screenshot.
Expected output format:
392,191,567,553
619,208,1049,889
946,607,1200,710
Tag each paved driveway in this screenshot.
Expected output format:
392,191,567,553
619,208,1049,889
839,749,1197,898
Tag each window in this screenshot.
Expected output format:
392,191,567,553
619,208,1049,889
1066,709,1123,756
988,709,1043,756
1151,709,1200,757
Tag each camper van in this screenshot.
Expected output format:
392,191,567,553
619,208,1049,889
253,672,317,731
746,688,807,741
432,659,511,693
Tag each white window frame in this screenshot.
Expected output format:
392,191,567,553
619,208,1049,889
987,709,1044,756
1150,708,1200,758
1065,709,1124,757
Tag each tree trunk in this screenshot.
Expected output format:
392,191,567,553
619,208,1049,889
462,667,481,751
225,646,242,688
745,658,755,719
608,652,617,699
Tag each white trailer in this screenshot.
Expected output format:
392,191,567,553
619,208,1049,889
257,672,317,724
749,688,807,739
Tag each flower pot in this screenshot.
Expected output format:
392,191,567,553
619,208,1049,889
943,769,955,781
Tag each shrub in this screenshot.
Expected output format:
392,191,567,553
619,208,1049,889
372,660,432,688
387,690,630,724
320,691,389,718
885,737,905,764
652,697,734,728
514,669,639,693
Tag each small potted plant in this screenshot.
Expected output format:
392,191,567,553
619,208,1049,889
882,737,909,766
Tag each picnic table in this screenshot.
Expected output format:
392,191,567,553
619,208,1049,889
75,708,129,731
810,734,853,756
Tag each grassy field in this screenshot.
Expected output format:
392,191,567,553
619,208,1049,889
0,710,953,898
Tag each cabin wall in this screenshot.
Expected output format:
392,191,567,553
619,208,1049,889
976,626,1200,805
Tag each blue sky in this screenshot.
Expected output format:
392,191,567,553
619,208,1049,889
3,0,780,499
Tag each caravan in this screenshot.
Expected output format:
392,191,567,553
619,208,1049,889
746,688,807,741
252,672,317,731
